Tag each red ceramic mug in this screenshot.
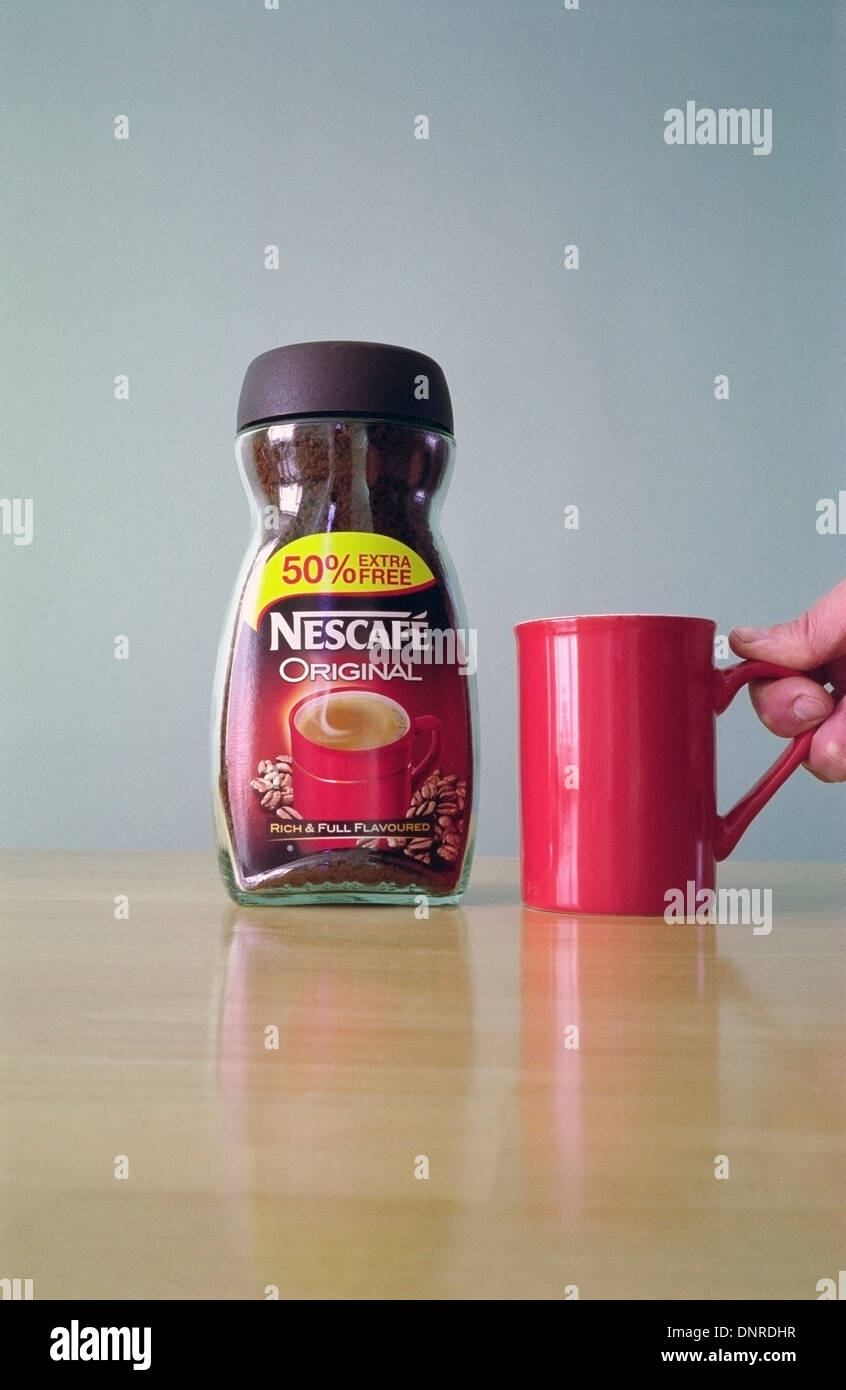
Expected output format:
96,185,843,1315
290,688,442,824
515,614,816,915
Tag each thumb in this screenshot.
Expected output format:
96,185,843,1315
729,576,846,670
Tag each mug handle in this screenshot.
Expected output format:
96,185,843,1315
410,714,443,786
713,661,824,859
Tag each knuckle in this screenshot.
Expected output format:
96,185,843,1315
793,608,830,666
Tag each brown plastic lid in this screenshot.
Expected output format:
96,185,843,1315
236,340,454,434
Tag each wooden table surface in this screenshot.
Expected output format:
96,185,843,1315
1,852,843,1301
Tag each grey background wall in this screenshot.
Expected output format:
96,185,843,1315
2,0,844,859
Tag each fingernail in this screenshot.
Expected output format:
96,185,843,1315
792,695,828,723
732,626,770,642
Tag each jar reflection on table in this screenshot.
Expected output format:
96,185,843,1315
216,907,473,1298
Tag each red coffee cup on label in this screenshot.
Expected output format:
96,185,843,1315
290,689,442,842
515,614,815,916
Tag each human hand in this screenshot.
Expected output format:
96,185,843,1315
729,578,846,783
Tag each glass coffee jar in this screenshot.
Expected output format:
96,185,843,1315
212,340,476,905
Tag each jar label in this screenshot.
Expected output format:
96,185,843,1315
223,531,473,891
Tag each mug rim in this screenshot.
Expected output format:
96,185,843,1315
514,612,716,633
